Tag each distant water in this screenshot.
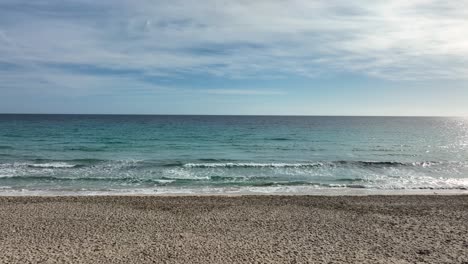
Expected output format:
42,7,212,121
0,114,467,195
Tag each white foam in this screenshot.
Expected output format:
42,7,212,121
0,186,467,197
183,162,323,168
26,162,76,168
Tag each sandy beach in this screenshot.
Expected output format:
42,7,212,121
0,195,467,263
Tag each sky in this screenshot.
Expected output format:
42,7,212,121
0,0,467,116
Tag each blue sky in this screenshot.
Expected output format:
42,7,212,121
0,0,467,115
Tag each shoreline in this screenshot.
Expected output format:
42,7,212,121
1,188,467,196
1,195,467,263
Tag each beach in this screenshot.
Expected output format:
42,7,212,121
0,195,467,263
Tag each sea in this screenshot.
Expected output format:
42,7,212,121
0,114,467,195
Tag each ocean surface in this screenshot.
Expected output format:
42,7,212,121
0,114,467,195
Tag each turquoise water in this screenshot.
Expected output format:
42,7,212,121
0,115,467,194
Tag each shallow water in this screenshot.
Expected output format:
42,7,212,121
0,115,467,194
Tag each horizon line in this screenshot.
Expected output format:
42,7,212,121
0,113,465,118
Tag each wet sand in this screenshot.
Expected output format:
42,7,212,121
0,195,467,263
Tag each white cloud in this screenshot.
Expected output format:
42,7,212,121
0,0,468,96
200,89,285,95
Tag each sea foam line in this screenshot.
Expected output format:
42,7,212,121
181,161,454,168
183,162,324,168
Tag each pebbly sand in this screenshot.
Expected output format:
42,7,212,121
0,195,467,263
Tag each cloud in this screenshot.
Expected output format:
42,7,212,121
0,0,468,97
200,89,285,95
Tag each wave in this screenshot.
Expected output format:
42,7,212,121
0,175,174,184
0,162,82,169
32,158,108,164
183,162,324,168
0,175,466,190
182,161,449,168
0,161,100,169
338,161,436,167
0,159,133,169
0,159,463,171
26,162,79,168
